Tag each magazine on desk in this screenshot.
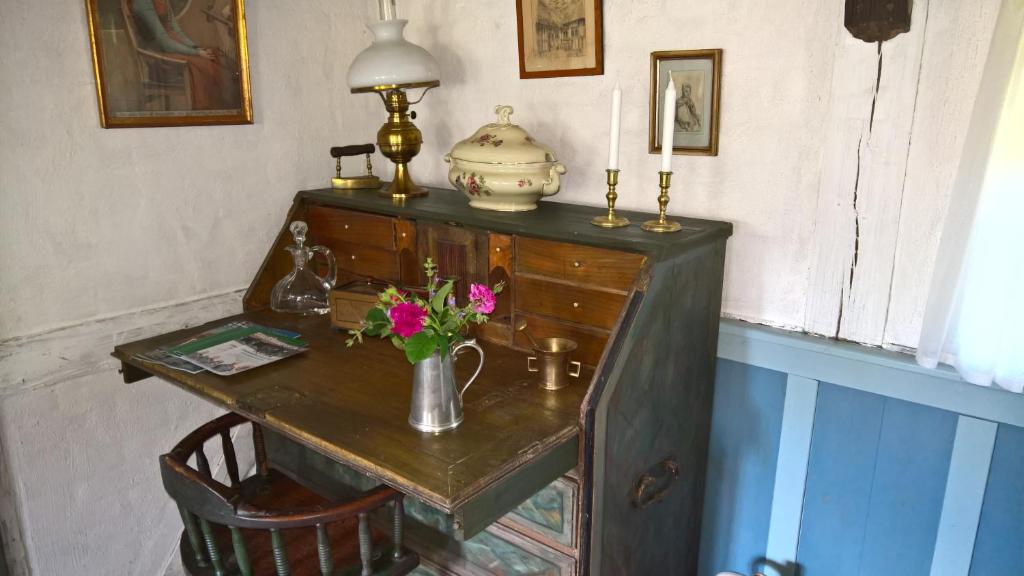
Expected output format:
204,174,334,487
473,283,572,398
134,321,307,376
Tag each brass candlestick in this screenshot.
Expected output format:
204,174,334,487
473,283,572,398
641,171,682,233
591,169,630,228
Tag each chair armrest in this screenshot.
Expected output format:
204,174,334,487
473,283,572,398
136,47,189,65
236,485,404,529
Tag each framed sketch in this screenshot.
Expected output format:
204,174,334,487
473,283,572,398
516,0,604,79
649,50,722,156
85,0,253,128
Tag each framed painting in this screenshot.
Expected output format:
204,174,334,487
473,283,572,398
649,49,722,156
85,0,253,128
516,0,604,79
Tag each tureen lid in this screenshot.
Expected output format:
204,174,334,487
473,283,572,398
449,105,558,165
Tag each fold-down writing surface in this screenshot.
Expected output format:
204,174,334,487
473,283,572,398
113,309,586,514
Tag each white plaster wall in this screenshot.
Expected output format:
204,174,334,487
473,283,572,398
0,1,377,574
0,370,223,576
383,0,837,331
0,0,378,341
355,0,999,348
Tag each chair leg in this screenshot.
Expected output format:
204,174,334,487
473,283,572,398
358,513,372,576
178,505,207,567
392,498,405,561
198,518,226,576
230,526,252,576
316,523,333,576
270,528,290,576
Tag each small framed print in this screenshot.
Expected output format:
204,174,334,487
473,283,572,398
649,49,722,156
516,0,604,79
85,0,253,128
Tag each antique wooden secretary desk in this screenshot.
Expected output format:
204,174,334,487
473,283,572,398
114,187,731,575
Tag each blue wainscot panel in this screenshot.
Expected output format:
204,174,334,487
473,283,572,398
703,320,1024,576
698,359,788,576
797,384,957,576
970,424,1024,575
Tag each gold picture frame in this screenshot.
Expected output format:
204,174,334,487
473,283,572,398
649,49,721,156
85,0,253,128
516,0,604,79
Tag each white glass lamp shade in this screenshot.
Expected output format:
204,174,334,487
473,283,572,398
347,20,440,90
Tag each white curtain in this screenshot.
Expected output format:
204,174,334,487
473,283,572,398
917,0,1024,393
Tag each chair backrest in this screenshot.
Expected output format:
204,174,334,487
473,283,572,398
161,413,417,576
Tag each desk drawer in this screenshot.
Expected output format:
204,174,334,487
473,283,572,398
516,237,644,292
516,276,626,331
307,206,396,250
330,241,400,281
407,521,576,576
499,476,577,551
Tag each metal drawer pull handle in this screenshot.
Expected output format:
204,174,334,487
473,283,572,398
572,302,580,309
573,260,582,268
631,458,680,509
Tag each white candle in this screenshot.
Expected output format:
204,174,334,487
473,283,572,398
608,83,622,170
378,0,396,20
660,78,676,172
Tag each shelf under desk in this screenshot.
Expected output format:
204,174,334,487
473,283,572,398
113,309,588,539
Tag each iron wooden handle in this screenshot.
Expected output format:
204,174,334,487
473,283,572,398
631,458,680,509
330,144,375,158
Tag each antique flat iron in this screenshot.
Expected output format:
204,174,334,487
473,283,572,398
330,144,382,190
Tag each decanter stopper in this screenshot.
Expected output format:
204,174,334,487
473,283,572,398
289,221,308,247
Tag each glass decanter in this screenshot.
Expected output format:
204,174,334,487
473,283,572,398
270,221,337,315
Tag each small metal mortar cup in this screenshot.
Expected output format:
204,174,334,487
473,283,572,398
528,337,582,390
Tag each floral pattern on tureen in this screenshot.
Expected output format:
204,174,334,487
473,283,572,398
444,105,566,212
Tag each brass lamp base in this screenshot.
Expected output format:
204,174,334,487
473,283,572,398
357,82,439,201
380,162,427,198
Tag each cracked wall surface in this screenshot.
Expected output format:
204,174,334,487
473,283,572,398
805,0,1000,348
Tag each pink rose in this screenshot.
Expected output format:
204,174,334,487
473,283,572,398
388,302,427,338
469,283,496,315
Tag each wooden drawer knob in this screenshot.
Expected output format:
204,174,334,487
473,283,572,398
344,224,350,230
572,302,580,309
572,260,582,268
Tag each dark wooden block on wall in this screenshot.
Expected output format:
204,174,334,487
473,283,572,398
845,0,912,42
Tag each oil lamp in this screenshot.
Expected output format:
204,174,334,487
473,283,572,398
347,0,440,199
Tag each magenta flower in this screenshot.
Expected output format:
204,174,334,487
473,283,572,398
469,283,496,314
388,302,427,338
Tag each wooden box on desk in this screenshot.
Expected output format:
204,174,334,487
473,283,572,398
329,281,379,330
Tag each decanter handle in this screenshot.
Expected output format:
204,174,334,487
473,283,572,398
310,245,336,289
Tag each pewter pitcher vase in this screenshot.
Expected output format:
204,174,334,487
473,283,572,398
409,339,484,432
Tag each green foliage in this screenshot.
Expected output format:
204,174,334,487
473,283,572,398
403,331,437,364
346,258,506,364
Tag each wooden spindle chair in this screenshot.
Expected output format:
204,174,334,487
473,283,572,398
160,413,418,576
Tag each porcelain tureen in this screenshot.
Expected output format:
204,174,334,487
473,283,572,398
444,105,566,211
